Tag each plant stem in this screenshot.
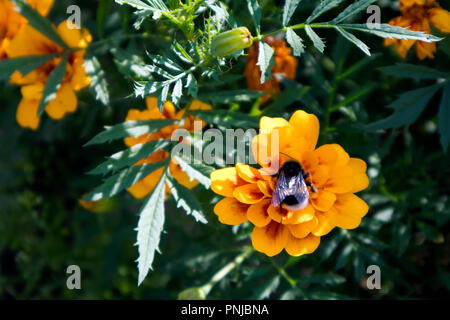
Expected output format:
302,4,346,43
261,23,336,38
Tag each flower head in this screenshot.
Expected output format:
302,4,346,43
244,37,297,104
384,0,450,60
210,110,369,257
0,0,53,59
5,20,92,129
125,97,212,199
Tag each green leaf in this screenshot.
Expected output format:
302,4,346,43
332,83,377,110
147,53,184,74
185,73,198,98
282,0,302,26
83,160,168,201
302,273,346,286
97,0,113,39
172,78,183,106
306,0,346,24
364,83,443,131
198,90,265,105
37,53,69,116
247,0,262,34
379,64,450,79
88,140,170,175
136,172,167,285
11,0,68,49
337,53,379,81
285,28,305,56
438,82,450,151
305,25,325,53
84,56,110,106
166,176,207,224
335,242,353,270
332,0,378,24
85,119,177,146
189,109,258,129
335,26,370,56
173,154,214,189
320,231,345,261
257,41,275,83
0,53,61,81
252,275,280,299
339,24,442,42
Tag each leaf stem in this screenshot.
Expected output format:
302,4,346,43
261,23,336,38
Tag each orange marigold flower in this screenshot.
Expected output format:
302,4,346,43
384,0,450,60
5,20,92,130
125,97,212,199
0,0,53,59
244,37,297,104
210,110,369,257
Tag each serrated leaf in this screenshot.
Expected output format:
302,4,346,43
438,82,450,151
11,0,68,49
172,42,194,65
85,119,177,146
0,53,60,81
339,23,442,42
147,53,184,73
198,90,265,105
84,56,110,106
306,0,346,24
158,83,170,112
282,0,302,26
185,73,198,98
88,140,170,175
189,109,258,129
166,176,207,224
305,25,325,53
257,41,275,83
83,160,168,201
247,0,261,34
379,64,450,79
172,78,183,106
115,0,153,10
364,83,443,131
332,0,378,24
37,53,68,116
111,47,151,78
173,155,213,189
335,26,370,56
136,172,167,285
285,28,305,56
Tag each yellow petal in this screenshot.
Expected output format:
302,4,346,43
311,189,336,212
311,164,329,187
288,110,320,151
71,59,91,91
285,233,320,256
312,207,337,236
233,183,265,204
16,98,40,130
252,221,289,257
210,167,246,197
127,180,153,199
324,165,354,194
429,8,450,33
45,83,77,119
260,116,289,133
214,197,249,225
236,163,261,183
6,24,59,58
287,216,318,238
314,144,350,168
170,160,199,189
300,150,319,173
257,180,273,197
247,199,272,227
284,204,315,224
189,99,212,111
56,21,92,48
415,41,435,60
334,193,369,229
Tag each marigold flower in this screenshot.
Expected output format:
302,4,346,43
0,0,53,59
5,20,92,130
244,37,297,104
210,110,369,257
384,0,450,60
125,97,212,199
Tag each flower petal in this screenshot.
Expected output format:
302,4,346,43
284,204,315,224
247,199,272,227
287,216,318,238
429,8,450,34
16,98,40,130
252,221,289,257
324,165,354,194
210,167,246,197
233,183,265,204
257,180,273,197
214,197,249,225
285,233,320,256
127,180,153,199
334,193,369,229
314,144,350,168
236,163,261,183
288,110,320,151
311,190,336,212
311,207,338,236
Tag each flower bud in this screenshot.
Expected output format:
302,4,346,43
210,27,253,57
177,287,206,300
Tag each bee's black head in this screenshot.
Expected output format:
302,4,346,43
279,161,303,177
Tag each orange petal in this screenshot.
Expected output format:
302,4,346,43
284,203,315,224
210,167,246,197
288,110,320,151
285,233,320,256
233,183,265,204
236,163,261,183
301,150,319,173
252,221,289,257
311,190,336,212
16,98,40,130
324,165,354,194
287,216,318,238
257,180,273,197
247,199,272,227
311,207,338,236
334,193,369,229
127,180,153,199
45,83,77,119
314,144,350,168
429,8,450,33
214,198,249,225
311,165,329,187
260,116,289,133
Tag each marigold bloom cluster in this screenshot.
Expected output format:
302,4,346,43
210,110,370,257
384,0,450,59
1,0,92,130
244,37,297,104
125,97,212,199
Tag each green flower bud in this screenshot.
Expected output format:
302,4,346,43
177,287,206,300
210,27,253,57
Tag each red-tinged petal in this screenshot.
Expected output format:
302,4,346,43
285,233,320,256
247,199,272,227
252,221,289,257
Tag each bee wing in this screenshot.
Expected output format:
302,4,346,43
271,172,308,207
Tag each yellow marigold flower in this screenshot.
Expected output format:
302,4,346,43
0,0,53,59
5,20,92,130
244,37,297,104
210,110,369,257
384,0,450,60
125,97,212,199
